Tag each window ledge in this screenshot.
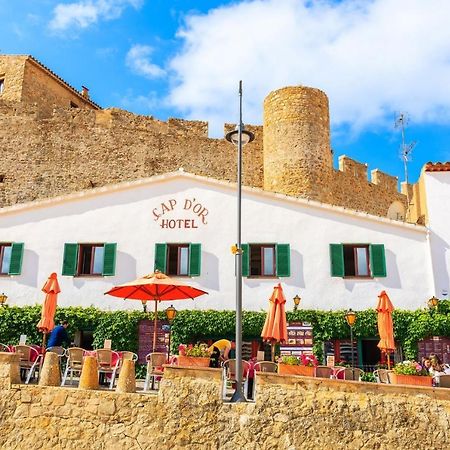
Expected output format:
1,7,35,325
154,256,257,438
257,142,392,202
343,276,374,280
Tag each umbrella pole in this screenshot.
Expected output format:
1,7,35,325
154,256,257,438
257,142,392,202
153,301,158,352
271,342,275,362
387,351,391,370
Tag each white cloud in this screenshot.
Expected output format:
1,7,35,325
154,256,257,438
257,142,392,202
49,0,143,31
166,0,450,136
126,45,166,79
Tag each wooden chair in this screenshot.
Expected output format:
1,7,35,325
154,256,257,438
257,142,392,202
343,368,364,381
438,374,450,388
144,352,166,391
96,349,120,389
315,366,333,379
222,359,250,400
15,345,42,384
61,347,85,386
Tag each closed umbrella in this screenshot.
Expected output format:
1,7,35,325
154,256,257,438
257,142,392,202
37,272,61,348
376,290,395,369
261,283,288,361
105,270,208,351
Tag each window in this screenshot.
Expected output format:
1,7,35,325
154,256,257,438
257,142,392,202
330,243,386,278
62,243,117,276
0,77,4,94
0,243,24,275
154,243,201,277
241,243,290,278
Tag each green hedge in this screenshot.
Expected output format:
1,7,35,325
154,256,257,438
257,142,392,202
0,301,449,361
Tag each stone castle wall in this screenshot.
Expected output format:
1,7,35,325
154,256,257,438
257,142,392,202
0,355,449,449
0,56,408,219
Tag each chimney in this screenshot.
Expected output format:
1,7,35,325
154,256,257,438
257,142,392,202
81,86,90,99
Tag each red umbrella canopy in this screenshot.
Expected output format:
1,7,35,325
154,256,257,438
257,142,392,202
104,271,208,301
261,283,288,343
376,290,395,352
37,272,61,333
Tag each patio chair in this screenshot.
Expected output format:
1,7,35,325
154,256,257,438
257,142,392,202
15,345,42,384
222,359,250,400
97,349,120,389
61,347,85,386
121,351,138,362
315,366,333,379
331,367,345,379
438,374,450,388
343,368,364,381
387,370,395,384
47,346,66,357
144,352,166,391
0,343,11,352
373,369,389,383
253,361,277,398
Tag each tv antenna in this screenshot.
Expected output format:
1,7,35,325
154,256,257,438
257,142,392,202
395,112,416,219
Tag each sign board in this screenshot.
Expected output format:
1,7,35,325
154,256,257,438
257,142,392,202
19,335,27,345
137,319,170,363
103,339,112,350
327,355,335,367
280,322,313,356
418,336,450,364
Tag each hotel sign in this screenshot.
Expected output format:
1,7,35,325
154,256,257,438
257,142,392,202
152,198,209,229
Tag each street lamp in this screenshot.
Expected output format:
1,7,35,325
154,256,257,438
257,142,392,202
141,299,148,314
0,293,7,307
345,309,357,368
428,296,439,309
293,295,301,311
165,305,177,361
225,80,254,403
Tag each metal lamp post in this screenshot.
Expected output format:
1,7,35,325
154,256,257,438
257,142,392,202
225,80,254,403
293,295,301,312
345,309,357,368
165,305,177,361
0,293,7,307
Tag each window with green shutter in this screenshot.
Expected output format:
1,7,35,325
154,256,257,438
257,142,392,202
241,244,250,277
0,243,24,275
62,243,79,276
241,243,290,278
276,244,290,277
102,243,117,276
155,243,202,277
330,243,386,278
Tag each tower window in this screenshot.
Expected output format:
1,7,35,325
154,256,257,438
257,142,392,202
0,77,5,94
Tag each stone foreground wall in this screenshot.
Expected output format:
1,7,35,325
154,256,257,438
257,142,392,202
0,354,449,450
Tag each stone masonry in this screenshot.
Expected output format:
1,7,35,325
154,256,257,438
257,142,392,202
0,55,408,220
0,354,449,449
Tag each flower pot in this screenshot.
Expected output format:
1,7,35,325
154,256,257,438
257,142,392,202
390,373,433,387
177,355,210,367
278,364,315,377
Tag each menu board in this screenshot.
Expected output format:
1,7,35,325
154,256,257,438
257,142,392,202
137,319,170,363
280,322,314,356
418,336,450,364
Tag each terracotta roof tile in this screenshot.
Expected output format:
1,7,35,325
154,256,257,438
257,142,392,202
425,162,450,172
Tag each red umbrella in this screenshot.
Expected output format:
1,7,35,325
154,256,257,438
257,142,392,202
261,283,288,361
376,290,395,369
37,272,61,347
105,271,208,351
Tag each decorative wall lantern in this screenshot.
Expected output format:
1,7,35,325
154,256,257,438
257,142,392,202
293,295,301,311
0,293,7,307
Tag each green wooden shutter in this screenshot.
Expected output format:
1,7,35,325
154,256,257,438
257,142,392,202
188,243,201,276
102,243,117,276
276,244,290,277
154,243,167,273
330,244,345,277
241,244,249,277
62,243,78,276
8,243,24,275
370,244,387,277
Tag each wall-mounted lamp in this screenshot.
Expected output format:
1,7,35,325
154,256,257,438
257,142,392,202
293,295,301,311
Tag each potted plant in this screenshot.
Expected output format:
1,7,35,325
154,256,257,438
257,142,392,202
177,343,211,367
391,361,433,387
278,354,318,376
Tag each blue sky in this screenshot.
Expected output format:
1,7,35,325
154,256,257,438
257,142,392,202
2,0,450,184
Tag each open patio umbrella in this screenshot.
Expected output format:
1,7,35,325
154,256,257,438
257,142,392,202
105,270,208,351
261,283,288,361
37,272,61,348
376,290,395,369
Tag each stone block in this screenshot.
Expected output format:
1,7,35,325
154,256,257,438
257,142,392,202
78,356,99,390
115,359,136,393
39,352,61,387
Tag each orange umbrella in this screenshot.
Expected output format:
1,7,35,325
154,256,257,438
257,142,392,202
261,283,288,361
105,271,208,351
37,272,61,347
376,290,395,369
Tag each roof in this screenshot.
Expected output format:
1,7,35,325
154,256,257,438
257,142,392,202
425,162,450,172
0,169,426,233
27,55,101,110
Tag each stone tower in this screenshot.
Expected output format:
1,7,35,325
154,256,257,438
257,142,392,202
263,86,333,200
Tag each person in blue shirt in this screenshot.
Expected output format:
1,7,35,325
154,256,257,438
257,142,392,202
47,321,70,348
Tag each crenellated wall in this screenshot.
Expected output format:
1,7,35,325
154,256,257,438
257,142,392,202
0,354,449,449
0,55,408,219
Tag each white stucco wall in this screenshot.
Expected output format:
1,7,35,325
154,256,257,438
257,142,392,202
424,171,450,299
0,173,433,311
